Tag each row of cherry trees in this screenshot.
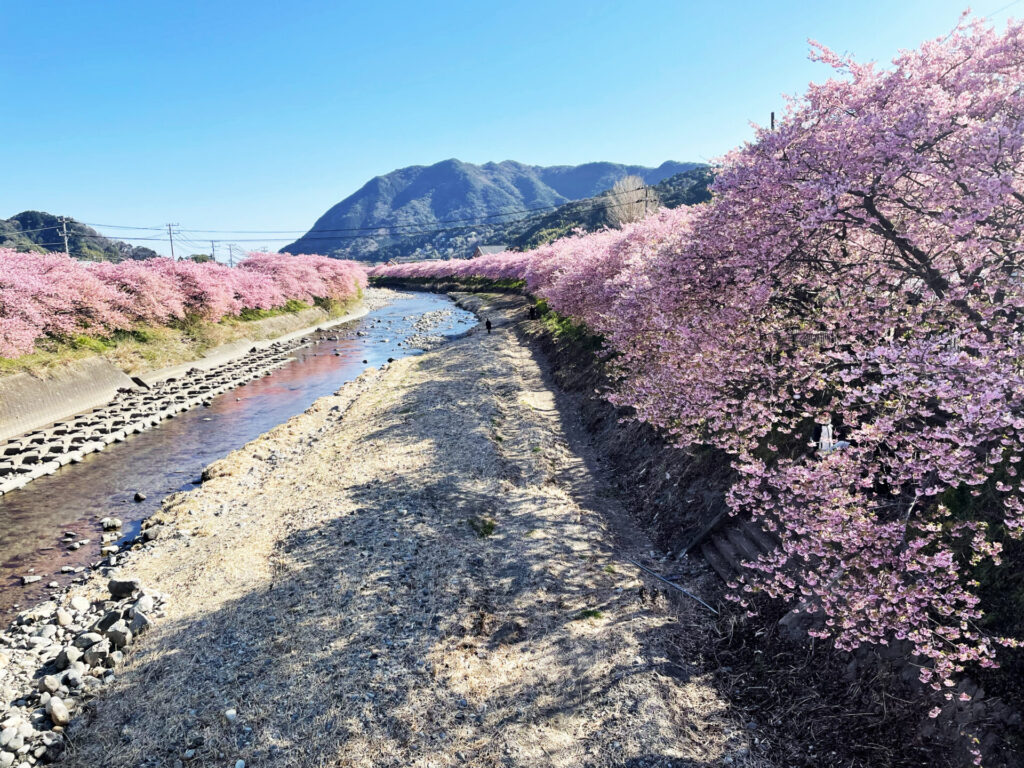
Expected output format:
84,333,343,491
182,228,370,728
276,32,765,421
0,251,367,357
373,18,1024,710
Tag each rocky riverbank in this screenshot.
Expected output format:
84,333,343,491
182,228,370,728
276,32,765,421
8,292,759,767
1,569,166,766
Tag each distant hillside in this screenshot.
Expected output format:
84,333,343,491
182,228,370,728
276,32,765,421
329,166,713,261
283,159,702,260
0,211,158,262
495,166,713,251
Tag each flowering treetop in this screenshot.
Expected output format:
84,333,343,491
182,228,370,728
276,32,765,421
371,18,1024,738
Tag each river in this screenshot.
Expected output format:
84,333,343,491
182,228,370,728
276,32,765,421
0,291,475,620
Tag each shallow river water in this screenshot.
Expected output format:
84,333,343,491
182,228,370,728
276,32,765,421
0,292,476,620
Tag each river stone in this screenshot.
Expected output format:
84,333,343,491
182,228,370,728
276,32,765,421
55,610,73,627
129,611,152,636
20,575,41,585
69,596,90,613
133,595,154,614
73,632,102,649
107,577,140,599
100,517,122,531
83,640,110,667
39,675,60,694
46,697,70,727
55,647,83,670
105,621,132,650
94,610,121,633
0,726,15,747
133,492,146,502
0,751,12,768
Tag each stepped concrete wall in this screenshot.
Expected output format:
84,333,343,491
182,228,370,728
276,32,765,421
0,304,371,494
0,359,136,443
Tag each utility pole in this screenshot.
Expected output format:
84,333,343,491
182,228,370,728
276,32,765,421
210,240,216,263
58,217,70,256
227,244,235,267
771,111,775,130
166,223,179,260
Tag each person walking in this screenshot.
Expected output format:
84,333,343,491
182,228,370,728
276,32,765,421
485,318,492,334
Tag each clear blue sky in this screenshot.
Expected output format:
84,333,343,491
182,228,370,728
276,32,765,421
0,0,1017,257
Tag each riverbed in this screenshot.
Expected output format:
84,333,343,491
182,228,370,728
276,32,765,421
0,290,476,620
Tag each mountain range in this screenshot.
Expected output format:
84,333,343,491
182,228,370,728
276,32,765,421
283,159,704,261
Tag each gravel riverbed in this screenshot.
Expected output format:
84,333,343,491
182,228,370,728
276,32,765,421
4,293,763,767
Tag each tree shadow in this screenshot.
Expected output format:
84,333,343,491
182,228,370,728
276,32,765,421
58,312,756,768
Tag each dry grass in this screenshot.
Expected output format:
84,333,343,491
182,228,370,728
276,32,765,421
59,301,763,768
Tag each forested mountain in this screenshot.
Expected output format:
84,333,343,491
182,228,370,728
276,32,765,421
282,159,703,260
0,211,158,262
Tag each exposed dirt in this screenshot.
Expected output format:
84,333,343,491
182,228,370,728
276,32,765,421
56,296,764,767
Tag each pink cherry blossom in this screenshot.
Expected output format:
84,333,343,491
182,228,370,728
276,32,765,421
372,15,1024,704
0,250,366,356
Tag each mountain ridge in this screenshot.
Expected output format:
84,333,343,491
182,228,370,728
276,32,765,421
283,158,701,260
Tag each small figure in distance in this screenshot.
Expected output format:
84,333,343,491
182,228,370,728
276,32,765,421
485,318,492,334
528,305,537,320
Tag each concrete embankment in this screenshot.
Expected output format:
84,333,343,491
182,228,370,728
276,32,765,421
0,303,371,497
0,304,369,444
0,359,137,445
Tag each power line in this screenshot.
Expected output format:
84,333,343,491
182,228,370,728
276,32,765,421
178,201,572,234
183,196,651,244
84,189,635,239
0,224,67,236
17,188,662,256
986,0,1023,19
79,222,164,231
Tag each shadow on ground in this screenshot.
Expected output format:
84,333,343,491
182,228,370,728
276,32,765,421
59,311,756,768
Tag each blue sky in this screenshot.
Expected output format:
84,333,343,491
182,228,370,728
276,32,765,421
0,0,1017,257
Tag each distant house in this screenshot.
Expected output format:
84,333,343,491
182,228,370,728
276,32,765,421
472,244,507,259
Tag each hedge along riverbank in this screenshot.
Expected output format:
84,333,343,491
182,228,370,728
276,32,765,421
0,251,368,360
371,16,1024,746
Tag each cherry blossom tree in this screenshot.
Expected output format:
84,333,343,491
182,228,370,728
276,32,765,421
371,18,1024,724
0,250,366,357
